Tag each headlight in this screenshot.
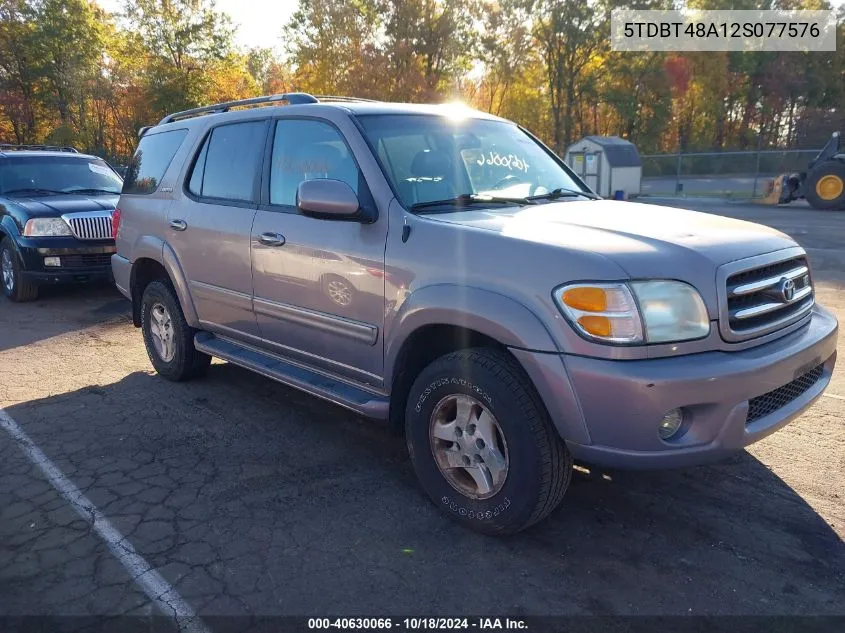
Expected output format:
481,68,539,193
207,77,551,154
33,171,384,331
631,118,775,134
630,280,710,343
23,218,72,237
554,280,709,345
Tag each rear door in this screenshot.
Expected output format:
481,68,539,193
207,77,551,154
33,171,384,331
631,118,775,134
166,118,269,338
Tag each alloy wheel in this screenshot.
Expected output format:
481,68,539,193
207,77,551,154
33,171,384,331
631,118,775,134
1,249,14,293
429,394,509,500
149,302,175,362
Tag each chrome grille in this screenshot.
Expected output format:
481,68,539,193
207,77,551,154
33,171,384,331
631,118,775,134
62,212,113,240
720,252,814,342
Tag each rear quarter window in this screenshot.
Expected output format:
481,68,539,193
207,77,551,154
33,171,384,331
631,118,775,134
123,129,188,195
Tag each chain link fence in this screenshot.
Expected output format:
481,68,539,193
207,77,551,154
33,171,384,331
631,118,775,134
640,149,822,199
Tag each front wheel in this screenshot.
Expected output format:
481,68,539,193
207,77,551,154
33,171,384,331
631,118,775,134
140,280,210,381
1,237,38,302
405,348,572,534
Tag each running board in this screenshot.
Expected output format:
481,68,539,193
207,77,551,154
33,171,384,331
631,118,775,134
194,332,389,420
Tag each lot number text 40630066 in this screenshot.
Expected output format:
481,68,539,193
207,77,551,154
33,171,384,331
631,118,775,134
307,618,529,630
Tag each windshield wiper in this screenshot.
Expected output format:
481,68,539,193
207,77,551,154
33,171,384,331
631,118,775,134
64,188,120,195
411,193,531,212
526,187,600,201
2,188,64,197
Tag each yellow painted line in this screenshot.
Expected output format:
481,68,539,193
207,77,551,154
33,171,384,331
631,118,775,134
822,392,845,401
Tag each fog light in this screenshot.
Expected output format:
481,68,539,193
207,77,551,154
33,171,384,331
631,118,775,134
658,408,684,440
44,256,61,267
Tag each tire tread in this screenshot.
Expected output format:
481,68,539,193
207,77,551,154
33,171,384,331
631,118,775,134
141,280,211,381
1,237,38,302
412,347,572,534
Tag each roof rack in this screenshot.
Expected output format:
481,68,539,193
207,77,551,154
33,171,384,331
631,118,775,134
158,92,320,125
156,92,381,127
313,95,380,103
0,144,79,153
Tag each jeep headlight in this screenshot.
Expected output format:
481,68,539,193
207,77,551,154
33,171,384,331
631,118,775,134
23,218,72,237
553,281,710,345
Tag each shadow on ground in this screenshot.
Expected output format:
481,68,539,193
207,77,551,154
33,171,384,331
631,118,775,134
2,364,843,618
0,282,128,352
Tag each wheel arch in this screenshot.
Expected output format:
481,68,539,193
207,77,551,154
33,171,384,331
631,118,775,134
0,214,20,239
128,237,198,327
384,285,561,433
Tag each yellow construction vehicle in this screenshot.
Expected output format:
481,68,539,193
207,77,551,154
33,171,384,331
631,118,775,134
776,132,845,210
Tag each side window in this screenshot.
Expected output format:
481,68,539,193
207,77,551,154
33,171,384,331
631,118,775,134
188,120,266,202
187,137,208,196
270,119,359,207
123,129,188,195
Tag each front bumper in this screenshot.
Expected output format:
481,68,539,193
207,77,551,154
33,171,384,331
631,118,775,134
17,235,115,284
513,305,838,469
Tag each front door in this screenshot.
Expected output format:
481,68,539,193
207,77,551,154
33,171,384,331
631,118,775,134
166,119,268,337
250,117,387,385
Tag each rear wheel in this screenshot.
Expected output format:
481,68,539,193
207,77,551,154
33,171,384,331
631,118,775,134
805,161,845,210
405,347,572,534
140,280,210,381
1,237,38,302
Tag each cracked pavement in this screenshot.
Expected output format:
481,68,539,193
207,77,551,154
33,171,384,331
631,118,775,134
0,201,843,626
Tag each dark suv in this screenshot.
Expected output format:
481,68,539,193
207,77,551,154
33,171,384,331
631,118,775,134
0,145,122,301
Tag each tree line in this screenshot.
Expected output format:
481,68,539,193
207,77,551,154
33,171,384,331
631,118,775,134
1,0,843,165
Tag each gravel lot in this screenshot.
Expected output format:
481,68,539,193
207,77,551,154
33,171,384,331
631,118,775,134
1,200,843,629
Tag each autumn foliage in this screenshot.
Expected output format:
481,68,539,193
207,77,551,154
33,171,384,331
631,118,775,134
1,0,843,164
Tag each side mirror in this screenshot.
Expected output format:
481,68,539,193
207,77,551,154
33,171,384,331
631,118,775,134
296,179,360,219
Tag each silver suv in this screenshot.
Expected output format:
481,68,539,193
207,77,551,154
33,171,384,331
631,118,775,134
112,93,838,534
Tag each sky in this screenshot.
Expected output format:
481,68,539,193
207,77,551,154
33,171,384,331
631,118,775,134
97,0,299,52
99,0,845,53
204,0,298,52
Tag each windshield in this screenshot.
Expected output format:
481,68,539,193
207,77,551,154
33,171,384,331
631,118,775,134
0,156,123,196
357,114,589,209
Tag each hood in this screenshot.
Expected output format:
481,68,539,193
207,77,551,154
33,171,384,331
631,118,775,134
425,200,798,318
10,193,118,217
428,199,796,274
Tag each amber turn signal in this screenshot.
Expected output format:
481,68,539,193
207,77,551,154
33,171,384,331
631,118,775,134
561,287,607,312
577,315,612,337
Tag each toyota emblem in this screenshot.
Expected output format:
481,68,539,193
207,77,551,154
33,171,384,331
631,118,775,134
780,278,796,302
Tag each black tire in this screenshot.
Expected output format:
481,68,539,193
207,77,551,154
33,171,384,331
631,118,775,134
805,161,845,211
405,347,572,535
1,237,38,302
140,280,211,381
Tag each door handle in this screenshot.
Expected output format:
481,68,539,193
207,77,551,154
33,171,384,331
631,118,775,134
169,219,187,231
258,232,286,247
